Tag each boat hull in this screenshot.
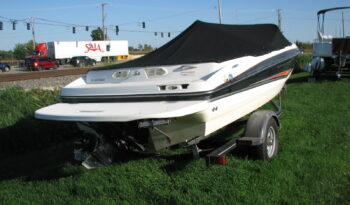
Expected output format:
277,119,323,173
35,47,298,151
147,73,290,151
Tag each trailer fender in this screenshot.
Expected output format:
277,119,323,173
237,110,279,146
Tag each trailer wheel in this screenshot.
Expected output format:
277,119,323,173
53,64,58,70
254,118,279,160
37,65,43,71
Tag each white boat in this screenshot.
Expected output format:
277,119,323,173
35,21,299,168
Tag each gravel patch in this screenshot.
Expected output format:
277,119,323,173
0,75,83,90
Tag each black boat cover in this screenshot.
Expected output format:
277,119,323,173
97,20,291,69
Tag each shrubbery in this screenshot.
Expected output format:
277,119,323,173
294,54,312,73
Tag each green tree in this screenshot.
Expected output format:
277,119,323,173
13,43,27,60
13,40,34,60
26,40,34,54
135,44,154,51
143,44,153,52
295,41,312,51
91,28,104,41
128,46,136,51
0,50,14,60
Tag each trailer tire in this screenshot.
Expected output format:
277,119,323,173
53,64,58,70
254,118,279,160
37,65,43,71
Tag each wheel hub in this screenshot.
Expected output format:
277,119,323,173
266,126,276,158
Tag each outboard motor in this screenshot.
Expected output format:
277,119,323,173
74,122,119,169
306,57,325,72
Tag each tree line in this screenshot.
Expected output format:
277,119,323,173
0,41,34,60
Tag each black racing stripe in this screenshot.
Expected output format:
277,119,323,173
61,50,298,103
210,73,290,102
210,57,295,100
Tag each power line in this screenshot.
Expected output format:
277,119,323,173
239,15,275,23
0,4,100,12
114,28,181,34
8,7,197,29
109,4,212,12
225,9,276,13
36,17,99,28
0,15,180,39
0,16,26,22
116,9,206,26
0,8,189,38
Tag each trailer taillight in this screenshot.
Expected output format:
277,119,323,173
207,156,227,165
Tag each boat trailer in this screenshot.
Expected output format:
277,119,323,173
73,93,283,169
205,93,282,166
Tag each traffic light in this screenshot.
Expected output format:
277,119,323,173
142,22,145,29
0,21,3,30
115,25,119,35
161,32,163,38
72,27,76,34
168,32,170,38
12,21,16,30
27,23,30,30
85,26,89,31
116,25,119,32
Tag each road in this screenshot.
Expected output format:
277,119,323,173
0,63,105,74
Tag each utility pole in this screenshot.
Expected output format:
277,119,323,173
101,3,107,40
31,17,36,49
342,11,345,38
217,0,222,24
277,9,282,31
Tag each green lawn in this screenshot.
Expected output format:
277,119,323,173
0,73,349,204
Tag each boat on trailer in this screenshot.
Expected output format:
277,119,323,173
35,21,299,168
306,7,350,79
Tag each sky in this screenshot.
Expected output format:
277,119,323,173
0,0,349,51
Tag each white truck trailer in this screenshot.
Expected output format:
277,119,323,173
33,40,129,63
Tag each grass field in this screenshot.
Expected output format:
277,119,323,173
0,73,349,204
